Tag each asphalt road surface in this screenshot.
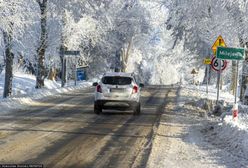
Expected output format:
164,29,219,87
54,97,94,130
0,86,178,168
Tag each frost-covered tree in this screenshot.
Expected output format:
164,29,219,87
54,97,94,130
59,1,111,84
109,0,150,72
0,0,36,97
162,0,248,85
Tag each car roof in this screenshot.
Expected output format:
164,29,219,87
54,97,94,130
103,72,133,77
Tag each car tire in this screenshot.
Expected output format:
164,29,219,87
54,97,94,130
94,102,102,114
133,102,141,115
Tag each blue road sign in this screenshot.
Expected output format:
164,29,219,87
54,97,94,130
77,69,86,81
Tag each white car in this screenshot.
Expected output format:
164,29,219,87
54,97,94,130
93,72,143,115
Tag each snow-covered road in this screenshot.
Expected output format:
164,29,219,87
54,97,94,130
0,84,248,167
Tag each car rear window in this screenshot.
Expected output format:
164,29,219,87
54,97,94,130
102,76,132,85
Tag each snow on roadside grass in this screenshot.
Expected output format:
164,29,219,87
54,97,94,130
0,81,91,114
217,106,248,157
0,71,91,114
184,84,248,161
182,84,235,103
208,116,248,162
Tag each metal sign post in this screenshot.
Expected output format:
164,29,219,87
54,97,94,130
74,64,77,86
235,61,239,104
216,59,222,104
61,56,66,87
206,64,209,96
66,57,68,83
203,58,211,97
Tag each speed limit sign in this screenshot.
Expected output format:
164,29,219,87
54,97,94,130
211,57,227,72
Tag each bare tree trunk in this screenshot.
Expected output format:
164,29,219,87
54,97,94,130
2,24,14,98
60,9,68,87
121,48,125,72
240,52,248,101
121,37,133,72
239,38,248,102
114,50,121,72
36,0,48,88
47,67,57,81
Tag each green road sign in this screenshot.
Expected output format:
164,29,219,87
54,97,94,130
217,47,244,60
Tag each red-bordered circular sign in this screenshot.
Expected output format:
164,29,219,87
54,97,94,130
211,57,228,72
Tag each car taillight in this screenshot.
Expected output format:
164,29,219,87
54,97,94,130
96,85,102,93
132,85,138,94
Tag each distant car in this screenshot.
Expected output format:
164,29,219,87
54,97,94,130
93,72,144,115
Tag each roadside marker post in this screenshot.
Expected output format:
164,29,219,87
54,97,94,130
232,103,238,121
232,61,239,121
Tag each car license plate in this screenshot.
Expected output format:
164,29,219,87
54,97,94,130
110,88,125,93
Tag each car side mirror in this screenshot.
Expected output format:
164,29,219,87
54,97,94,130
139,83,144,88
92,82,98,86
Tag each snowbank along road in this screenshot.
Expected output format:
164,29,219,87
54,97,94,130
0,86,247,168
